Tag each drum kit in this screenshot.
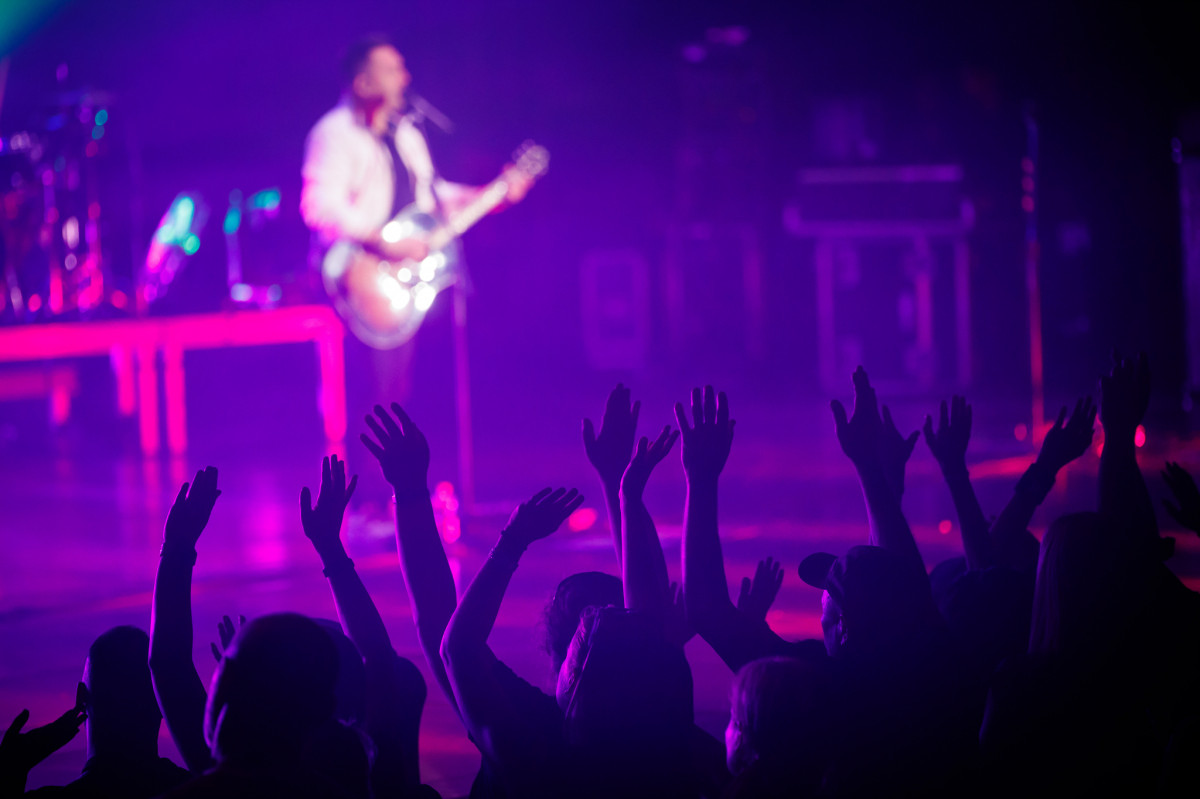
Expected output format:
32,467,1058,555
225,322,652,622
0,85,123,323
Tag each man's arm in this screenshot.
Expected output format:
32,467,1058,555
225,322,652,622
361,404,459,716
990,397,1096,572
679,387,791,672
148,467,221,774
300,120,381,244
440,489,583,788
300,453,423,793
618,426,679,623
582,384,640,564
924,396,992,571
831,368,924,572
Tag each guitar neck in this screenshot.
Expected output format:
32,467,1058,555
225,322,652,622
427,177,510,251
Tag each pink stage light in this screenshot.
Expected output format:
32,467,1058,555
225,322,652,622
568,507,598,532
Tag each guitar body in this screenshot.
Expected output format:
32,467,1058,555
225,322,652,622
321,141,549,349
322,205,462,349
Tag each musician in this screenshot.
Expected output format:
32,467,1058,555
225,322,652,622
301,35,530,270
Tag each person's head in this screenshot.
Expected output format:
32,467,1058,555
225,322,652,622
726,656,831,790
559,607,694,796
1028,512,1151,656
937,564,1033,678
204,613,339,768
801,546,936,657
543,571,623,673
79,626,162,756
343,35,410,112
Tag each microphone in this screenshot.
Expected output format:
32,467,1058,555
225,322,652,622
406,92,455,134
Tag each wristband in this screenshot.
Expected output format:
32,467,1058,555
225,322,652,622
391,488,431,505
159,544,198,564
322,555,355,578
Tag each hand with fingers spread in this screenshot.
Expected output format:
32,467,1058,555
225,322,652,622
675,385,736,483
736,557,784,623
831,367,883,468
300,454,360,560
210,614,246,664
924,396,974,474
361,403,430,494
0,703,87,783
1163,462,1200,534
583,383,641,486
1038,397,1097,473
880,405,920,498
500,488,585,550
1100,351,1150,440
163,466,221,553
620,426,680,500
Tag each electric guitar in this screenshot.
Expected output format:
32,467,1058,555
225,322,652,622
321,141,550,348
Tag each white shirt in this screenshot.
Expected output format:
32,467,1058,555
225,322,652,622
300,101,469,247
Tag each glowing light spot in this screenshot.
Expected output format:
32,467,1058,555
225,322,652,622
1014,423,1028,442
568,507,599,532
1135,425,1146,448
95,109,108,126
1021,157,1034,174
111,290,128,308
938,519,952,535
266,284,283,302
1021,176,1034,193
64,253,78,270
223,207,242,235
418,262,436,282
182,234,200,255
91,125,104,140
381,220,404,243
28,295,42,312
414,282,436,312
376,274,410,310
84,142,98,158
230,283,253,302
397,267,412,282
1021,196,1034,213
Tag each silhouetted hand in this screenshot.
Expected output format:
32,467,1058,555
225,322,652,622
1163,462,1200,534
210,614,246,664
582,383,641,486
620,426,680,500
736,557,784,623
665,581,696,647
880,405,920,497
831,367,882,468
500,488,585,549
675,386,736,483
163,467,221,552
924,396,973,473
1100,352,1150,440
300,454,359,558
1038,397,1097,472
361,403,430,493
0,703,86,779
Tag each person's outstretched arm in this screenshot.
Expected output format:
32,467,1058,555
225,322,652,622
679,387,788,672
618,426,679,625
440,488,583,790
924,396,992,570
831,368,924,572
300,453,424,794
361,404,459,716
990,398,1096,573
148,467,220,774
1098,353,1162,553
583,383,640,564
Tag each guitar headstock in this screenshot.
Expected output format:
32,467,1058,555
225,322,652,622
511,140,550,180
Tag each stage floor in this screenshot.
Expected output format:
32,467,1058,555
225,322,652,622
3,388,1199,797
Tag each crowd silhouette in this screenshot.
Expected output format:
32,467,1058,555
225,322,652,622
3,354,1199,797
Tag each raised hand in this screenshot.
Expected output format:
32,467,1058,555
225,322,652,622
583,383,641,486
163,466,221,552
500,488,585,549
300,454,359,557
736,556,784,623
924,396,973,473
209,614,246,664
1099,352,1150,439
880,405,920,498
675,386,736,482
620,426,680,500
1038,397,1097,472
361,403,430,493
0,703,86,779
831,367,882,467
1163,462,1200,534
